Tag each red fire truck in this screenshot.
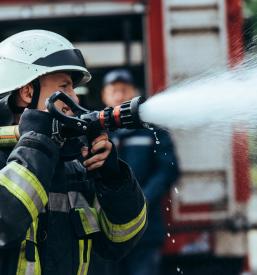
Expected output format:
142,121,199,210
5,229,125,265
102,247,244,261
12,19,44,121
0,0,251,274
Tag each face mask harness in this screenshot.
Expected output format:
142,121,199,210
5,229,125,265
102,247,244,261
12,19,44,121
27,79,41,110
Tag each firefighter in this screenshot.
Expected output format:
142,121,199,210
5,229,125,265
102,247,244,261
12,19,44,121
0,30,147,275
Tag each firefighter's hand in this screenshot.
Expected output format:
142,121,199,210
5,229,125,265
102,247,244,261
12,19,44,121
81,133,112,171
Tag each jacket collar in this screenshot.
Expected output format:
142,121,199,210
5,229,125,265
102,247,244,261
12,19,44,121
0,94,15,126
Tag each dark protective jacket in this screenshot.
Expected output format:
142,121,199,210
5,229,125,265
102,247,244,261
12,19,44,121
111,128,179,245
0,96,147,275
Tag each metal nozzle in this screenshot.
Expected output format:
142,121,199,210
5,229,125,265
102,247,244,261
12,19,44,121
99,96,146,130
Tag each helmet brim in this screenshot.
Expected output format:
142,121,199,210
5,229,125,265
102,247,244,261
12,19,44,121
0,58,91,95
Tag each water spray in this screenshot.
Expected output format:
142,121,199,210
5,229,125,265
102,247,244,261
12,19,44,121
139,67,257,132
2,65,257,146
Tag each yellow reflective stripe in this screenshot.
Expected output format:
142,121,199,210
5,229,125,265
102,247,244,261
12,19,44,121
16,242,41,275
17,221,41,275
77,239,92,275
85,239,92,275
35,250,41,274
16,240,27,275
31,219,41,275
100,203,147,243
0,173,38,220
35,247,41,275
26,220,38,244
68,192,100,235
77,240,84,275
10,162,47,205
76,208,100,235
25,226,31,241
0,162,48,219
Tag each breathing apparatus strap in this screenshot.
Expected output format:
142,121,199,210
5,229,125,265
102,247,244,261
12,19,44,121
28,79,40,109
9,92,25,114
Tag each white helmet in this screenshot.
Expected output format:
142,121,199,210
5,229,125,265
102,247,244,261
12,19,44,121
0,29,91,96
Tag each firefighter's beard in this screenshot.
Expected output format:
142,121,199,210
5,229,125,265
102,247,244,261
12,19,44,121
139,63,257,133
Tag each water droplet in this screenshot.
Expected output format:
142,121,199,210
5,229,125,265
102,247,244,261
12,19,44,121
174,187,179,194
172,239,176,243
166,207,170,211
165,152,167,155
167,232,171,237
168,199,172,203
167,223,171,227
153,131,160,145
171,162,174,165
177,267,180,272
154,150,156,153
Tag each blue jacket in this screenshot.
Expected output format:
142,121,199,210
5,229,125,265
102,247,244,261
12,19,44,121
111,128,180,245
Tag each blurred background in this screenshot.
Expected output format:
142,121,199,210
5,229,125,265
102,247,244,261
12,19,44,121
1,0,257,274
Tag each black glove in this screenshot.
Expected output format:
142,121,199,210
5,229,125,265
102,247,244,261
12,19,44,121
19,109,54,137
19,109,65,147
99,142,122,181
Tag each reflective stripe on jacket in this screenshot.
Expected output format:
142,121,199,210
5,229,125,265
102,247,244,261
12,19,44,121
0,131,147,275
111,128,179,245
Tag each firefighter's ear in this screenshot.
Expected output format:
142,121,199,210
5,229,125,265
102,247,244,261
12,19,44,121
18,83,33,105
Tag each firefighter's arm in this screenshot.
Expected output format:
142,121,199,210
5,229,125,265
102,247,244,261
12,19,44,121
143,129,180,205
92,160,147,260
79,135,146,259
0,110,60,248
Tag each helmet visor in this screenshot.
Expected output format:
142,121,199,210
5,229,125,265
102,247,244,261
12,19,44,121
33,48,87,68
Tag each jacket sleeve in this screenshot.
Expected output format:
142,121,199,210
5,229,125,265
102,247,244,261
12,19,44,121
91,160,147,260
143,129,180,205
0,131,59,248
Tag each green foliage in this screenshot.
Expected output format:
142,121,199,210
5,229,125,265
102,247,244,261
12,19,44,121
243,0,257,48
244,0,257,17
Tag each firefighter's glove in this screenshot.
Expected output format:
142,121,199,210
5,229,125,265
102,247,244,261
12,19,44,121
99,142,122,180
19,109,63,146
82,135,122,188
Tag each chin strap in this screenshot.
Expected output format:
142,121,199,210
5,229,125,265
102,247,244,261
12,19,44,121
27,79,41,109
9,92,25,114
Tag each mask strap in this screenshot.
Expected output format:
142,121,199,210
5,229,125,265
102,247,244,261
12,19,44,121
28,79,40,109
8,92,25,114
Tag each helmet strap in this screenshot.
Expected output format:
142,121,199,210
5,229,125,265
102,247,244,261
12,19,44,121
28,79,41,109
8,92,26,114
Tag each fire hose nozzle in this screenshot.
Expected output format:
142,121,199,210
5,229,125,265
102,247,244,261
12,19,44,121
46,92,147,139
98,96,146,130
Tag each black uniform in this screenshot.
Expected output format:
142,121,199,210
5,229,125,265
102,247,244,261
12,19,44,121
0,95,147,275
